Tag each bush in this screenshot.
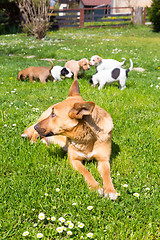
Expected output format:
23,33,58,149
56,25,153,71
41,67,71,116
148,0,160,32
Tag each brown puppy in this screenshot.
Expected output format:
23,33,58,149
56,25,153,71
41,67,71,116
17,60,54,83
65,58,90,81
21,80,117,200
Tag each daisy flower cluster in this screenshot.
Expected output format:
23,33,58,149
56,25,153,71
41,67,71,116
22,206,94,238
121,183,152,198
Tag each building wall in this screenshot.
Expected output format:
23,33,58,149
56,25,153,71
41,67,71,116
113,0,151,13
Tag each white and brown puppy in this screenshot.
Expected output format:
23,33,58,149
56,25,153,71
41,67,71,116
21,80,118,200
65,58,90,81
51,66,73,81
90,59,133,90
90,55,126,72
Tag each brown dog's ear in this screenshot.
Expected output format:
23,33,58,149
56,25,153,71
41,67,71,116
68,101,95,119
68,80,80,96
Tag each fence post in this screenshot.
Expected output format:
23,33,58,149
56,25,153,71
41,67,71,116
80,8,84,28
143,7,146,25
131,7,134,24
135,6,143,25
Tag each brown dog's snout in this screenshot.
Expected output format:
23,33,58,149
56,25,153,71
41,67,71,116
34,123,44,135
34,123,54,137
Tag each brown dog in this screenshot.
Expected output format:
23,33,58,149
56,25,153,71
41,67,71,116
17,60,54,83
65,58,90,81
21,80,117,200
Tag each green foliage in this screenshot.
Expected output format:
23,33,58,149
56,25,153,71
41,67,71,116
148,0,160,32
0,26,160,239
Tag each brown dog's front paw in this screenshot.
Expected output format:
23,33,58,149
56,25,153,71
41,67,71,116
104,192,118,200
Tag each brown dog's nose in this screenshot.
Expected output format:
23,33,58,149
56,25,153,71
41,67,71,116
34,124,45,135
34,124,54,137
34,124,39,132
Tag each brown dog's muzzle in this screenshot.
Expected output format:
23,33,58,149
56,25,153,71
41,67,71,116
34,123,54,137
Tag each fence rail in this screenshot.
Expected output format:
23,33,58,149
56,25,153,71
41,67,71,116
49,7,134,29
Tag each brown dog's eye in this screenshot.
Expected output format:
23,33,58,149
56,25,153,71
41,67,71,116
51,112,56,118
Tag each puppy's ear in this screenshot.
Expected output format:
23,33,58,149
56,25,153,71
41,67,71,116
97,56,102,63
78,59,83,67
18,71,22,80
68,101,95,119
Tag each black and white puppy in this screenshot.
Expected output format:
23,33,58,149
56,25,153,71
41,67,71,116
51,66,73,81
89,59,133,90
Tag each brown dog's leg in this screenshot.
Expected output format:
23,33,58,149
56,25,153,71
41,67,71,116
69,157,100,190
74,72,78,81
31,130,39,143
39,76,46,84
98,160,117,200
29,75,34,83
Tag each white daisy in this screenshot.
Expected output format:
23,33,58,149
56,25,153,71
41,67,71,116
78,222,84,228
87,232,93,238
38,212,45,220
37,233,43,238
123,184,128,188
72,202,77,205
87,206,93,210
133,193,139,197
68,222,74,229
56,188,60,192
45,193,48,196
67,220,71,224
22,231,29,236
33,223,38,227
56,227,63,233
67,231,72,236
51,216,56,221
145,187,150,191
58,217,65,223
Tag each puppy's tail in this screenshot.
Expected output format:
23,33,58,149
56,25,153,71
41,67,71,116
126,59,133,76
121,57,126,66
48,60,54,73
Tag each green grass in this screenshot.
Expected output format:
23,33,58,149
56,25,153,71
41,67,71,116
0,26,160,239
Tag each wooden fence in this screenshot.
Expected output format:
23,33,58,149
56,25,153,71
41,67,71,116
49,7,134,29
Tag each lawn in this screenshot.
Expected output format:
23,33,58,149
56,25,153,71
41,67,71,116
0,26,160,240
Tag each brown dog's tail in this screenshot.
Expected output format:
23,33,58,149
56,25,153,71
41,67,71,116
48,60,54,73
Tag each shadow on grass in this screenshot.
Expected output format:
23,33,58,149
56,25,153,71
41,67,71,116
47,144,67,159
111,140,120,163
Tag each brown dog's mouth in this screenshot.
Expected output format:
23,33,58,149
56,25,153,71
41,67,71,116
34,124,54,137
